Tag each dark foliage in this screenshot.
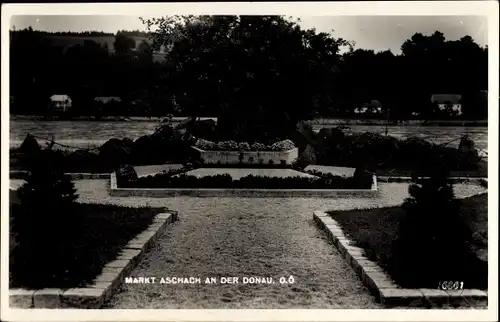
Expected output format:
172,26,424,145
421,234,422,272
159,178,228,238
98,138,134,168
329,193,488,290
10,148,81,288
10,203,163,289
308,128,481,173
18,134,41,155
394,162,477,288
10,20,487,120
115,165,139,187
457,135,481,170
123,170,373,189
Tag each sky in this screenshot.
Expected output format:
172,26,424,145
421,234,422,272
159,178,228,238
10,15,487,54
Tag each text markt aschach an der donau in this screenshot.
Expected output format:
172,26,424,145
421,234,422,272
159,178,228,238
124,276,296,284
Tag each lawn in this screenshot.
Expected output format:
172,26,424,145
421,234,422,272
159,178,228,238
376,159,488,178
328,193,488,290
9,203,165,289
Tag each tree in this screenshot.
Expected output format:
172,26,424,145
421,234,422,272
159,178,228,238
11,147,81,287
113,31,136,55
9,25,488,120
143,15,347,141
137,40,153,64
396,161,470,288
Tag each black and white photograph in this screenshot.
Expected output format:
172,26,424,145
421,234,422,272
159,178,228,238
1,2,497,321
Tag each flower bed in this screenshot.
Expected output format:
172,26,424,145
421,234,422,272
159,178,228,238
9,202,165,289
194,139,296,151
327,194,488,290
192,146,299,165
119,168,374,190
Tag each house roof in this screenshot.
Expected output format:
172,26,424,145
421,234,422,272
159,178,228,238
362,100,382,108
50,94,71,101
95,96,121,103
431,94,462,104
354,106,382,113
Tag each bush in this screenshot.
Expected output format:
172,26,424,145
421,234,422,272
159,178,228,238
188,119,217,141
353,166,374,186
116,165,139,187
18,134,41,155
10,148,81,287
99,138,133,168
457,135,481,170
128,170,374,189
65,149,103,172
395,163,471,288
310,127,480,173
294,144,317,169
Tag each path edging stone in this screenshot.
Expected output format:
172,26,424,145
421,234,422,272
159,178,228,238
9,211,178,309
313,210,488,308
10,170,110,180
377,176,487,185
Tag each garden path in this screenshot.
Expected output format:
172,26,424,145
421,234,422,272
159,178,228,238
68,180,485,309
8,179,486,308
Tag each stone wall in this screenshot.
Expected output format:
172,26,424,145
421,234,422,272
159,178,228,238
191,147,299,165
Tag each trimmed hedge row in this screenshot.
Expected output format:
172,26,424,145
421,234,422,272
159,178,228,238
120,168,374,189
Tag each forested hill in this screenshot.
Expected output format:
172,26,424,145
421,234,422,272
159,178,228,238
9,18,489,120
9,29,158,52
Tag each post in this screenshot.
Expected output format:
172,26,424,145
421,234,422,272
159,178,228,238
385,107,390,136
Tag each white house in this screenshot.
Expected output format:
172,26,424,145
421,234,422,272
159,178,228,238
354,100,382,115
50,94,72,112
431,94,463,116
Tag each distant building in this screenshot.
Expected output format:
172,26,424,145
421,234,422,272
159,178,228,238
50,94,72,112
354,100,382,115
431,94,462,116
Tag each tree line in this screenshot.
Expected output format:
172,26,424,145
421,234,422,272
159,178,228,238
9,16,488,120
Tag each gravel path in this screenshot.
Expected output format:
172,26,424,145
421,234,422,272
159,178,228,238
66,180,485,309
8,179,486,308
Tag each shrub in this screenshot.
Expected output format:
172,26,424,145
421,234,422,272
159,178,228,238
352,166,374,187
395,162,471,288
10,148,81,287
251,142,267,151
238,142,251,151
270,139,296,151
457,135,481,170
18,134,41,155
65,149,103,172
99,138,133,168
128,171,374,189
311,127,481,172
188,119,217,142
116,165,139,187
295,144,317,169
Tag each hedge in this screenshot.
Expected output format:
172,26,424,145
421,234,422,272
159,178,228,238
121,170,373,189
